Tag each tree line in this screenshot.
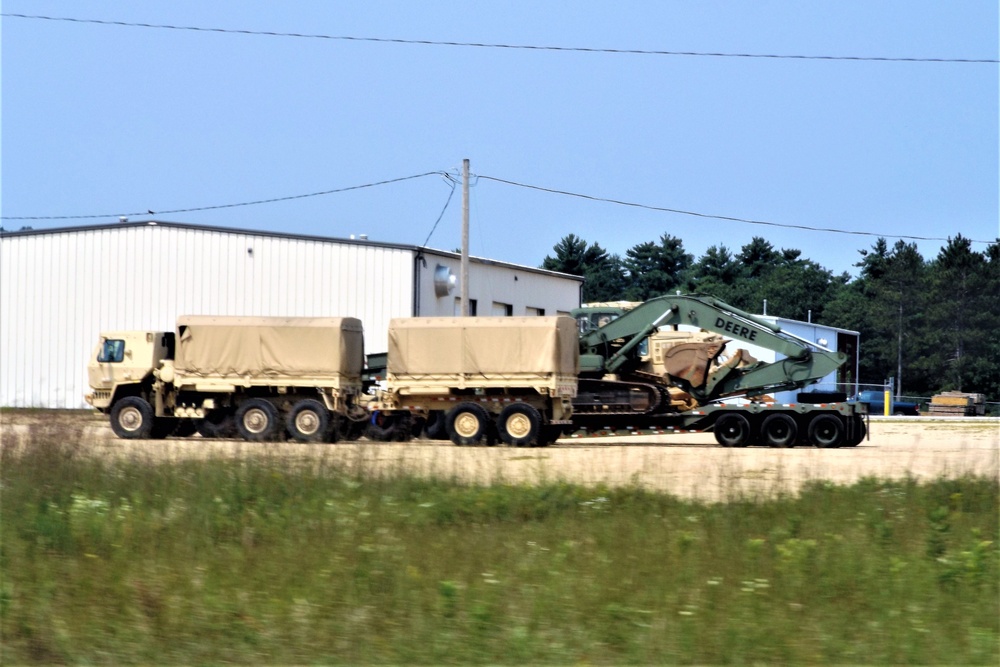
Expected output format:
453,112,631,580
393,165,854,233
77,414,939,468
542,233,1000,400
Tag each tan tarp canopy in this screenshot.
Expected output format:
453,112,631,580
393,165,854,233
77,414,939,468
175,316,364,378
388,316,579,376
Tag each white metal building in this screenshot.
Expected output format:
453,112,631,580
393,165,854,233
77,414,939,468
0,221,583,408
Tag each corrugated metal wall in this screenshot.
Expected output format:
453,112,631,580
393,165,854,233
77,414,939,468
414,252,582,319
0,223,415,408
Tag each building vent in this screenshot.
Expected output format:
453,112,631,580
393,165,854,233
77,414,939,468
434,264,457,297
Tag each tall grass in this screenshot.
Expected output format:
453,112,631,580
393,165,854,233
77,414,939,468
2,425,998,664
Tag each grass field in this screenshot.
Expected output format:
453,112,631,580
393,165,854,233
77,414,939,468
2,424,998,664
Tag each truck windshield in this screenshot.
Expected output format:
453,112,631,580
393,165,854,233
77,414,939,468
98,339,125,363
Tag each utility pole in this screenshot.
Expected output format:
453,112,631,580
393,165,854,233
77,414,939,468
461,158,470,316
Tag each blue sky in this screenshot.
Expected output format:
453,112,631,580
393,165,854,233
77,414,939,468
2,1,997,277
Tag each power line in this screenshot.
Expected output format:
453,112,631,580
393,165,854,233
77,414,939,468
0,172,446,221
422,175,459,247
4,13,997,64
3,169,994,247
475,174,997,246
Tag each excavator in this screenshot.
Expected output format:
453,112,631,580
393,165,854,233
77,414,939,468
571,294,866,448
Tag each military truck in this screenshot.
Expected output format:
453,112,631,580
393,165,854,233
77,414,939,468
86,316,367,442
367,316,578,446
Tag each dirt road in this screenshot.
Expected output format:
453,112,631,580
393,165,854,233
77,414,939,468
3,412,997,501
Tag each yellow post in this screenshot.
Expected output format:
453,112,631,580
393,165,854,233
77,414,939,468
884,390,891,416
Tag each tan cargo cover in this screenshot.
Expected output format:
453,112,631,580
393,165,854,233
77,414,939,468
387,316,579,377
175,316,364,379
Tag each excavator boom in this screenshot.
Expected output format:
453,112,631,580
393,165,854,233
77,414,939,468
578,294,847,404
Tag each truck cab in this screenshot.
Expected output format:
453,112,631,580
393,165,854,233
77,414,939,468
85,330,173,411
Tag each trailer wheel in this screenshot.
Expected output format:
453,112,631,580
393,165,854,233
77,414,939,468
714,412,751,448
761,413,797,448
366,411,398,441
236,399,281,442
808,414,845,448
498,404,542,447
287,399,330,443
845,416,867,447
110,396,155,439
446,402,490,445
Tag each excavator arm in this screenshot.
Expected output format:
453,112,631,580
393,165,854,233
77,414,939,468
578,294,846,404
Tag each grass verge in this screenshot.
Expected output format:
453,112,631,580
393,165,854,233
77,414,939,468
2,425,998,664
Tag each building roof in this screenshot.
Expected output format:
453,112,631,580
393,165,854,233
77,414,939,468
758,314,859,336
0,219,583,283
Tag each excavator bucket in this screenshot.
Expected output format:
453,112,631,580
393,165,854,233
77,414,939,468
661,341,726,388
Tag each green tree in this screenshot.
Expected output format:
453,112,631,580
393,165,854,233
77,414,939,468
849,239,928,395
622,234,693,301
686,244,740,301
922,235,997,395
737,237,780,279
541,234,626,302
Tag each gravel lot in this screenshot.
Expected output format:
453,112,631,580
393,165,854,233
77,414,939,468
3,411,997,501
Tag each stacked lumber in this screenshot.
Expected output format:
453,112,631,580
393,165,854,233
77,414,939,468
929,392,986,416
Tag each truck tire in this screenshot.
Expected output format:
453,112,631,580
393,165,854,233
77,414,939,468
197,410,237,439
797,391,847,404
808,414,845,448
326,415,342,444
425,411,448,440
341,416,368,441
287,399,330,443
538,424,564,447
714,412,752,448
151,418,183,439
446,402,490,446
172,418,200,438
845,415,867,447
236,399,281,442
366,411,398,441
760,413,797,448
110,396,155,439
498,403,542,447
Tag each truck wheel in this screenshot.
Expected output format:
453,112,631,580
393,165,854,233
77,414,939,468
341,416,367,441
287,399,330,443
714,412,751,448
538,424,564,447
425,411,448,440
197,410,237,438
446,402,490,445
761,413,797,448
808,414,845,448
236,399,281,442
172,418,199,438
151,418,180,439
498,404,542,447
326,415,342,444
110,396,155,439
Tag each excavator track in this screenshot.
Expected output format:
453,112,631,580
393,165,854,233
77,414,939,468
573,378,667,416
